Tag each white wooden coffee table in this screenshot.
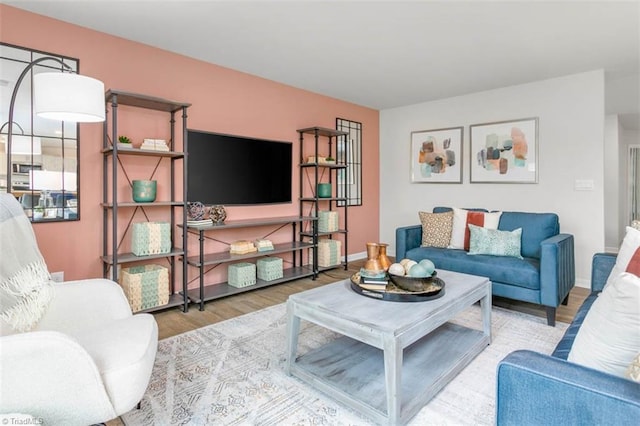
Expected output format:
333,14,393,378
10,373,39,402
285,269,491,425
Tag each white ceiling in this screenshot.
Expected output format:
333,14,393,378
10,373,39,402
6,0,640,127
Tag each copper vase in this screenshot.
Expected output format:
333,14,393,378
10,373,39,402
364,242,383,273
377,243,391,271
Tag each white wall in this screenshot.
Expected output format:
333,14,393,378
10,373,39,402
604,115,620,251
380,70,605,288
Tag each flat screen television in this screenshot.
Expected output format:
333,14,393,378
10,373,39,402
187,129,292,205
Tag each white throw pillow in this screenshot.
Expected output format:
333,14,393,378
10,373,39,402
605,226,640,289
567,272,640,377
449,207,502,251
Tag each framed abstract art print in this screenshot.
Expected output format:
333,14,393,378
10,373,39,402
410,126,463,183
470,117,538,183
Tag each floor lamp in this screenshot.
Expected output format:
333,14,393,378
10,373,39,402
5,56,105,196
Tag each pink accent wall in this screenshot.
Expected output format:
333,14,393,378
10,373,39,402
1,5,380,283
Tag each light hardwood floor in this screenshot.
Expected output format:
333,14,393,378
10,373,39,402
107,259,589,425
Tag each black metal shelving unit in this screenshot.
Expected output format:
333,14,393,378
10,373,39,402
297,126,349,276
102,89,191,313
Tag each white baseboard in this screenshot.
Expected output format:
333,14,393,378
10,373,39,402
345,251,367,261
574,277,590,289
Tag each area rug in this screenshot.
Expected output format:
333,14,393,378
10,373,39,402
121,303,567,426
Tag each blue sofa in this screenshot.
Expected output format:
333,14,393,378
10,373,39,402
496,253,640,425
395,207,575,326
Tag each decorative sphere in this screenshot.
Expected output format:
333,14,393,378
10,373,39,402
187,201,206,220
209,205,227,224
400,258,411,267
418,259,436,275
409,264,429,278
388,263,405,276
404,260,417,274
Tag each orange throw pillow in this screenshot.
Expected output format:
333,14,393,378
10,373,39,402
626,247,640,276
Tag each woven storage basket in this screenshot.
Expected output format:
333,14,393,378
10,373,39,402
119,264,169,312
132,222,171,256
257,257,283,281
318,211,339,232
318,239,341,267
228,262,256,288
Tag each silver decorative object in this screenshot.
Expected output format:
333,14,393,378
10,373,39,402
187,201,207,220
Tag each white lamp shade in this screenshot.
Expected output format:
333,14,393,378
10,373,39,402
34,72,105,123
3,135,42,155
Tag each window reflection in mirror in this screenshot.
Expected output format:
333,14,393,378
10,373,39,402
0,43,80,221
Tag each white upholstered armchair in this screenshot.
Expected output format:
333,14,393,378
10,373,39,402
0,193,158,425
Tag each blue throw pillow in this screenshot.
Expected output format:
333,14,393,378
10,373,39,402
468,224,523,259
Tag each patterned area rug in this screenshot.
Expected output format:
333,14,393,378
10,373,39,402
122,303,567,425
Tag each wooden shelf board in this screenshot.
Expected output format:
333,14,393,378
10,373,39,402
297,127,349,137
300,163,347,169
187,266,315,303
106,89,191,112
300,197,348,202
300,230,347,237
102,248,185,265
181,215,316,231
101,147,185,158
102,201,184,208
185,241,314,266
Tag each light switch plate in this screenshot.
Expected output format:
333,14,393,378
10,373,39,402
574,179,595,191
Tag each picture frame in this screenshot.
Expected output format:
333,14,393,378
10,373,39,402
410,126,463,183
470,117,539,183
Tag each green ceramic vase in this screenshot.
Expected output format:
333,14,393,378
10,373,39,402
132,180,157,202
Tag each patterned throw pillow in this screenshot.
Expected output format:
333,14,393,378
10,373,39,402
449,207,502,251
419,211,453,248
467,224,523,259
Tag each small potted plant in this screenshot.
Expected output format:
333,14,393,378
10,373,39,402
117,135,132,149
325,156,336,164
33,206,44,220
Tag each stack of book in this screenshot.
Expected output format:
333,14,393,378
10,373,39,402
186,219,213,227
359,273,389,291
255,239,274,252
230,240,257,255
141,139,170,151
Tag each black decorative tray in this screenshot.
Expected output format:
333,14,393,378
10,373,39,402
350,273,445,302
